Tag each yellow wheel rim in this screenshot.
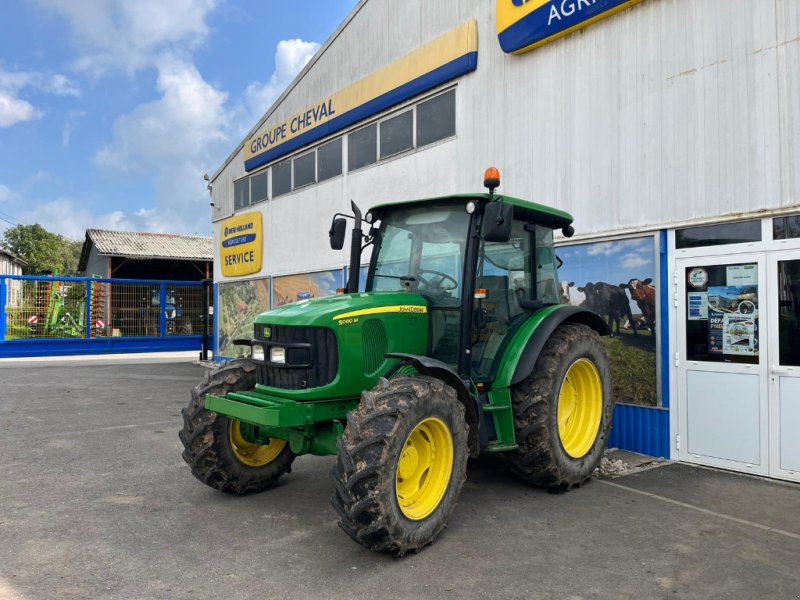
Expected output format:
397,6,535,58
395,417,454,521
229,421,286,467
557,358,603,459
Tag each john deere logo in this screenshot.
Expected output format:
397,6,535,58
263,326,271,338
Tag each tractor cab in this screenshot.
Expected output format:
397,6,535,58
347,169,575,384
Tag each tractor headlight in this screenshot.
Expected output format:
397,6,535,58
270,346,286,364
251,345,265,362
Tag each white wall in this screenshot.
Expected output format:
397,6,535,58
212,0,800,283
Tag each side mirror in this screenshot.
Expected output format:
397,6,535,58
329,217,346,250
482,202,513,243
561,225,575,238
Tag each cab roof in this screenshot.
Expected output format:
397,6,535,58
369,193,573,229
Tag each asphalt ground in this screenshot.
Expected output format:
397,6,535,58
1,356,799,600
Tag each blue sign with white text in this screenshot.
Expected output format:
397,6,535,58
497,0,644,54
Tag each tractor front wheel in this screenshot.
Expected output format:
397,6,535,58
179,358,295,494
331,376,468,556
509,323,613,490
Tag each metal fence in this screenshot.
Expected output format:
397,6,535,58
0,275,212,358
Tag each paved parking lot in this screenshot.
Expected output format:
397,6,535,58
1,356,799,600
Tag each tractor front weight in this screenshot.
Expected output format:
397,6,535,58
204,389,359,456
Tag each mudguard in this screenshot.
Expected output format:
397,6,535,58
494,305,610,389
385,353,481,457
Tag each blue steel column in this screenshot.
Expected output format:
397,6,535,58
85,280,92,339
159,283,167,337
0,276,7,341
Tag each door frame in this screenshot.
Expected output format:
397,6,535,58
767,249,800,482
674,251,769,475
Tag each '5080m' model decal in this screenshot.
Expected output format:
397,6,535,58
332,305,427,325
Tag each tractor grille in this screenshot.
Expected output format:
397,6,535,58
253,324,338,390
362,319,387,375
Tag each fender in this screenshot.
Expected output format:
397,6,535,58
385,353,481,457
494,305,610,389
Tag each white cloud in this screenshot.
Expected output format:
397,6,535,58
0,184,20,203
620,252,651,269
95,55,228,171
20,198,133,240
0,66,80,128
585,238,649,257
239,39,320,133
92,36,320,235
35,0,218,76
0,91,40,127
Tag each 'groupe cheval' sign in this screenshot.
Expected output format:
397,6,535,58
220,211,262,277
496,0,644,54
244,20,478,172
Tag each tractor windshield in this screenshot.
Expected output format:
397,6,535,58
369,202,470,307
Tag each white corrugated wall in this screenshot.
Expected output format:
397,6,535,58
211,0,800,282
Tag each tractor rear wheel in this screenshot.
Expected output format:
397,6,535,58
179,358,295,494
508,323,613,490
331,376,468,556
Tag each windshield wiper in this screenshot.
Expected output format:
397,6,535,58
373,274,417,281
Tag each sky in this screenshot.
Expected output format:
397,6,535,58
0,0,356,240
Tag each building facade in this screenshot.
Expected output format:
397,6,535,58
209,0,800,481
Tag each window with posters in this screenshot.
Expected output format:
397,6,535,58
684,262,759,365
556,236,659,407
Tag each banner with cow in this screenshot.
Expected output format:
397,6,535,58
557,236,658,407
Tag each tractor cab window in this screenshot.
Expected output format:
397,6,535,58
471,221,560,380
370,204,469,307
536,226,560,305
369,203,471,367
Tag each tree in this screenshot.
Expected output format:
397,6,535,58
1,224,83,275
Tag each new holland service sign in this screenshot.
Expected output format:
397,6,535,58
497,0,643,54
220,211,262,277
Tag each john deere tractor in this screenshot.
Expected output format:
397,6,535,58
180,169,612,555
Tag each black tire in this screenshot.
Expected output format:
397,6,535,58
179,358,295,494
508,323,613,490
331,376,468,556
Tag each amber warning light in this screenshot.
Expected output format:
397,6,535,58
483,167,500,190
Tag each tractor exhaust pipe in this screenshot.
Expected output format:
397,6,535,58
347,201,363,294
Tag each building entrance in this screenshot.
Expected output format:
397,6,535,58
675,246,800,482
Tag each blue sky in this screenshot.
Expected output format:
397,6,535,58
0,0,356,239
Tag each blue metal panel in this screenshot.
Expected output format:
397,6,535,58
0,276,6,341
659,229,670,408
85,280,92,339
159,283,167,337
0,335,204,358
0,275,203,285
608,404,669,458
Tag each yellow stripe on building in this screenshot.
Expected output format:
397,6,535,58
245,20,477,163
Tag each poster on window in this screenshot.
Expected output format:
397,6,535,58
707,285,759,356
272,270,344,308
557,236,658,406
218,278,270,358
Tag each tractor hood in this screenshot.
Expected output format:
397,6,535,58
253,291,429,329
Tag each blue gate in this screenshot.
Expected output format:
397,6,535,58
0,275,212,358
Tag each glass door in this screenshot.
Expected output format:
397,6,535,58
676,253,769,475
768,250,800,482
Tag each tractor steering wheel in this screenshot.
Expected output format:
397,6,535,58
415,269,458,292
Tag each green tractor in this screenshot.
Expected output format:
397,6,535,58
180,168,613,555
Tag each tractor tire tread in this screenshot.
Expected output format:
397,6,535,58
330,375,468,556
179,358,295,495
508,323,613,490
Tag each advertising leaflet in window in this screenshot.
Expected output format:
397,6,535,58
707,283,759,357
